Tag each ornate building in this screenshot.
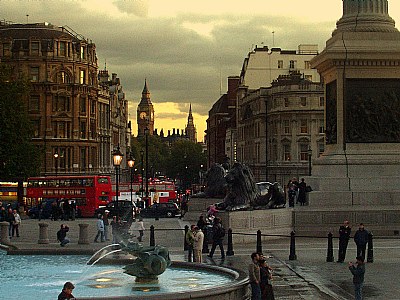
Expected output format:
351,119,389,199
0,21,130,175
137,79,154,137
185,104,197,143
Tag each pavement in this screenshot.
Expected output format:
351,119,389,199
1,217,400,299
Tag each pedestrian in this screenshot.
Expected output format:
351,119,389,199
297,178,307,206
134,217,145,242
193,226,204,263
94,214,105,243
349,256,366,300
186,224,196,262
57,224,70,247
103,210,110,241
70,200,76,221
354,223,369,260
58,281,75,300
110,215,121,244
287,178,298,207
337,220,351,263
38,201,43,221
180,195,188,219
6,207,14,238
259,259,275,300
62,200,70,221
12,209,21,237
196,215,207,232
207,217,225,259
0,206,6,222
249,252,261,300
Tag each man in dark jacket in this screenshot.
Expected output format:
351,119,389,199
337,220,351,262
207,217,225,259
354,223,369,260
349,256,365,300
57,224,70,247
58,281,75,300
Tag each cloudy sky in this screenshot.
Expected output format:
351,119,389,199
2,0,400,140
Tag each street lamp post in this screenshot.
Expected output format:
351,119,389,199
112,146,124,216
308,146,312,176
127,154,135,205
54,151,59,176
145,127,149,206
140,149,144,205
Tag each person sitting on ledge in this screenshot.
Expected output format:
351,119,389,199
58,281,75,300
57,224,70,247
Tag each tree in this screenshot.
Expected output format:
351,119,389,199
166,140,207,190
0,64,42,180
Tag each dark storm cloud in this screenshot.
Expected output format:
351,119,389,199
1,0,334,117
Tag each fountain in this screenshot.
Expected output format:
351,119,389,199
0,238,249,300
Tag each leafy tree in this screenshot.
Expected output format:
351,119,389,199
166,139,207,190
0,64,42,180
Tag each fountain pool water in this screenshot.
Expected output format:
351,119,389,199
0,251,248,299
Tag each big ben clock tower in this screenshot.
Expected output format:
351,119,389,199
137,79,154,136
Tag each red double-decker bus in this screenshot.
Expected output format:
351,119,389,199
26,175,112,217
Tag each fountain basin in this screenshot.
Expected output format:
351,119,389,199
0,251,249,299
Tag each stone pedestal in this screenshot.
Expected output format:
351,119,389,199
38,223,49,244
78,223,90,244
0,221,10,245
296,0,400,236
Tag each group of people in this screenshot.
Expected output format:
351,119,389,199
287,177,308,207
50,200,76,221
249,252,275,300
185,224,205,262
337,221,369,300
0,202,22,238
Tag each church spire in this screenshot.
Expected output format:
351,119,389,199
140,78,152,105
185,103,197,142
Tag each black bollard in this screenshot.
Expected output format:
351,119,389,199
150,225,155,247
256,230,262,254
226,228,234,256
184,225,189,251
326,232,334,262
289,231,297,260
202,226,209,253
367,232,374,263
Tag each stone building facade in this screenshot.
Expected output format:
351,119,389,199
0,21,130,176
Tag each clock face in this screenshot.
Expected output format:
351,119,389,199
139,112,147,119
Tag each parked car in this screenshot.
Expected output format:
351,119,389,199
95,200,136,221
139,202,180,218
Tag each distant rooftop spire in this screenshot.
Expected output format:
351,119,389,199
139,78,152,105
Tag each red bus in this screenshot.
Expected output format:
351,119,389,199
26,175,112,217
118,180,177,205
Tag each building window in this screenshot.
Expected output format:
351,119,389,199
283,144,291,161
31,41,39,56
283,120,290,134
277,60,283,69
80,46,85,59
53,95,70,112
52,121,71,139
90,119,96,139
284,97,289,107
319,119,325,134
80,96,86,114
59,41,66,56
305,74,313,81
2,43,10,56
80,147,86,171
289,60,296,69
319,96,325,106
299,144,309,161
80,70,86,84
304,61,311,69
32,120,40,138
91,99,96,115
30,66,39,82
56,71,70,84
300,97,307,106
300,119,308,134
29,95,40,111
80,121,86,139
